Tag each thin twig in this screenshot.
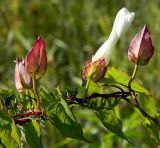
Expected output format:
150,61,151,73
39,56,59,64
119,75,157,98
127,64,159,127
128,64,138,90
68,91,130,105
122,97,159,127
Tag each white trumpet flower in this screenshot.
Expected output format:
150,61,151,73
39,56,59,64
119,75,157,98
92,7,135,64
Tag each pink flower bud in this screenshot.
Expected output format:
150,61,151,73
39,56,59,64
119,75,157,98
82,59,107,82
26,36,47,79
128,25,154,65
15,58,32,92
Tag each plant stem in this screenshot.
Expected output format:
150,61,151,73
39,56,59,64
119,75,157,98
127,64,159,127
71,91,130,104
32,74,40,111
128,64,138,91
123,97,159,128
84,77,91,96
31,75,42,145
128,64,139,105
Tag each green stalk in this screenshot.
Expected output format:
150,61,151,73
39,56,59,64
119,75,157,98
127,64,159,127
32,74,42,145
128,64,138,91
32,74,40,111
84,77,91,96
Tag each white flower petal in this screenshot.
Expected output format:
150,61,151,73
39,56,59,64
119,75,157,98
92,32,117,64
92,7,135,64
113,7,135,39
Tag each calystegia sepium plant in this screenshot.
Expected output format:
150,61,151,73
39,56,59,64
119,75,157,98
0,7,159,148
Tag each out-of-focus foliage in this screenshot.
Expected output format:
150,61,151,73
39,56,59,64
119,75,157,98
0,0,160,147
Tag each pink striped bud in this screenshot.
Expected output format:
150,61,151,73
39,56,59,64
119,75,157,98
26,36,47,79
128,25,154,65
15,58,32,92
82,59,107,82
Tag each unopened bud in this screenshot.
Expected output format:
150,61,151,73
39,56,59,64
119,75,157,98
15,58,32,92
128,25,154,65
82,59,107,82
26,36,47,79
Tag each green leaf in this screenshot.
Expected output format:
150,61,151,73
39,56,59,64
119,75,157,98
0,111,20,148
96,109,131,144
87,80,104,96
40,87,85,140
0,89,13,99
22,120,42,148
11,122,20,146
0,89,15,111
103,67,150,96
145,118,160,142
40,87,53,109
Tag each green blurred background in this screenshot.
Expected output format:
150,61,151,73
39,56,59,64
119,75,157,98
0,0,160,147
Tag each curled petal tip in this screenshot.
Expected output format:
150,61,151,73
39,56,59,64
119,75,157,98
38,35,42,40
113,7,135,38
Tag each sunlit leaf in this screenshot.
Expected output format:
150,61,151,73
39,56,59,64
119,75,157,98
40,87,86,140
96,109,131,144
0,89,13,99
22,120,42,148
145,118,160,142
0,111,20,148
11,122,20,146
87,80,104,95
102,67,150,96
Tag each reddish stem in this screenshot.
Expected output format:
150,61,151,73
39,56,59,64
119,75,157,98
13,110,43,125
